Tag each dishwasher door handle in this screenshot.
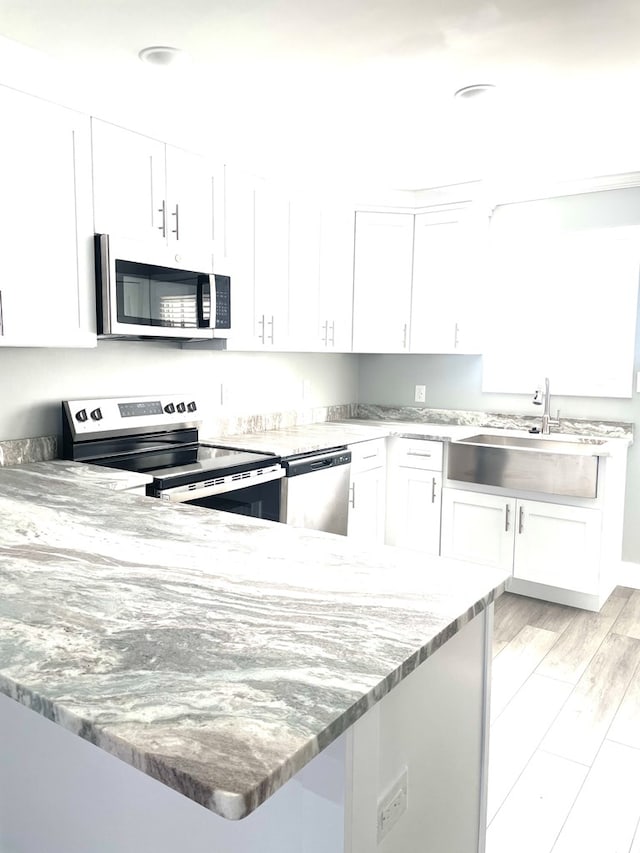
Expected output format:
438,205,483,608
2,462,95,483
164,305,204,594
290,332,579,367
310,458,333,470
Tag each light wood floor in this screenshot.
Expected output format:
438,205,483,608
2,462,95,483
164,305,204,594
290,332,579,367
487,587,640,853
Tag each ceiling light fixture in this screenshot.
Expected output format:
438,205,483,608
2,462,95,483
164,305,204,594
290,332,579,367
138,46,186,67
454,83,496,101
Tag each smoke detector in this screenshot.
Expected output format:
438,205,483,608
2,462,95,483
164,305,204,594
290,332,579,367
454,84,496,101
138,46,187,67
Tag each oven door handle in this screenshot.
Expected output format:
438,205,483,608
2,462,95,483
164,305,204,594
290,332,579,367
157,466,285,503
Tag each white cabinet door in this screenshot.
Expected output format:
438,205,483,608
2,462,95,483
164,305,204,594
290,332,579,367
0,86,95,347
348,466,387,544
441,488,515,571
514,499,602,593
254,180,290,348
318,205,355,351
410,208,484,354
352,211,413,353
92,119,166,245
223,167,255,347
165,145,219,271
387,468,442,555
92,122,219,271
288,199,321,351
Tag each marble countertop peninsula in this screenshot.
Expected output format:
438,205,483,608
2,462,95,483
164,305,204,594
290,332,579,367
11,459,153,491
0,465,507,821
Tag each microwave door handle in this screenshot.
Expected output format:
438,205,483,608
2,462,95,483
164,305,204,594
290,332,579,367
197,275,215,328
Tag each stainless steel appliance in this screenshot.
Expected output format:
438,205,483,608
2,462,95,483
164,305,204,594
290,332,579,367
95,234,231,340
280,449,352,535
62,395,283,521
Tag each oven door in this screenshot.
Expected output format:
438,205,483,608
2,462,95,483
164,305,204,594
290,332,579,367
183,478,282,522
154,467,284,523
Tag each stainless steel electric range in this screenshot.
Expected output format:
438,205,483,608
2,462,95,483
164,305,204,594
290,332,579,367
62,395,284,522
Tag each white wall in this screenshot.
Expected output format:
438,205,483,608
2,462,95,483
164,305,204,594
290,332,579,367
0,343,359,441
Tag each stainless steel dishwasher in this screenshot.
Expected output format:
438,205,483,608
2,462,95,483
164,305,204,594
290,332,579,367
280,448,352,534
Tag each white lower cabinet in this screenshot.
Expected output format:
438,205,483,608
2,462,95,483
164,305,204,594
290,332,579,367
512,499,601,593
441,487,602,594
441,489,515,571
386,439,443,555
347,440,387,544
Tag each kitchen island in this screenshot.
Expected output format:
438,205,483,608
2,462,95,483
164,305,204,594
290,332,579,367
0,463,506,853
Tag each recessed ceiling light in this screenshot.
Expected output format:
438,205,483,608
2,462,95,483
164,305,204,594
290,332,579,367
454,84,496,101
138,46,187,67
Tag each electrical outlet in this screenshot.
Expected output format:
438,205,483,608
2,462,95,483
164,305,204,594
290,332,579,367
414,384,426,403
377,769,408,843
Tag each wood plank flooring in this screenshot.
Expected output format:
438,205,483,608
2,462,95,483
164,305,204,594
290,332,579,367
487,587,640,853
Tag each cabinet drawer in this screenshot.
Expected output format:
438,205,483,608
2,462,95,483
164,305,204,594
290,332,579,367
395,439,443,471
349,438,387,473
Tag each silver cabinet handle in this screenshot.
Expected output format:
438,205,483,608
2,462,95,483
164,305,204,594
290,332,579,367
258,314,266,344
518,506,524,534
329,321,335,346
349,483,355,509
454,322,460,349
407,451,432,458
322,320,328,346
268,315,274,344
505,504,510,532
402,322,408,349
171,203,180,240
157,199,167,238
431,477,437,504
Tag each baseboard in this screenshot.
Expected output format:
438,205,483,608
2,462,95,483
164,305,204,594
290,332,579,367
618,561,640,589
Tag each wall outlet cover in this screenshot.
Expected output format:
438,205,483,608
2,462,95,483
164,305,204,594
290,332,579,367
414,384,426,403
377,768,408,843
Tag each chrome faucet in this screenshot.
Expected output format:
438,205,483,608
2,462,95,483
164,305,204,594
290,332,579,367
532,377,560,434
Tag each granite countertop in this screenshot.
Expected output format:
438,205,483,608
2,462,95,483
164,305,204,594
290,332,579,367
203,416,630,459
201,422,390,457
0,465,507,821
12,459,153,491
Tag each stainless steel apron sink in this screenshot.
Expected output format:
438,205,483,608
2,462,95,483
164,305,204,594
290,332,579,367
447,434,603,498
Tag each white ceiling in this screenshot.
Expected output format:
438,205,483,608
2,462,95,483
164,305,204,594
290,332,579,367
1,0,640,191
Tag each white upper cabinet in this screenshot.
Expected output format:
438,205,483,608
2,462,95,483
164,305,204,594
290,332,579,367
91,119,221,272
352,211,414,353
253,179,290,349
0,85,95,347
287,197,321,351
223,167,256,347
318,206,355,351
410,206,484,354
224,171,291,350
287,200,355,353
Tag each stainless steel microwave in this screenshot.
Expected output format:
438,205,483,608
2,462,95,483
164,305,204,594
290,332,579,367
95,234,231,340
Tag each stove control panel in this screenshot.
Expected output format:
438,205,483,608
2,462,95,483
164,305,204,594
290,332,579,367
63,395,201,438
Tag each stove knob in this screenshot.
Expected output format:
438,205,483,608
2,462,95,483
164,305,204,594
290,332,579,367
164,403,176,414
75,408,88,422
90,407,103,421
187,401,197,412
176,402,186,413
